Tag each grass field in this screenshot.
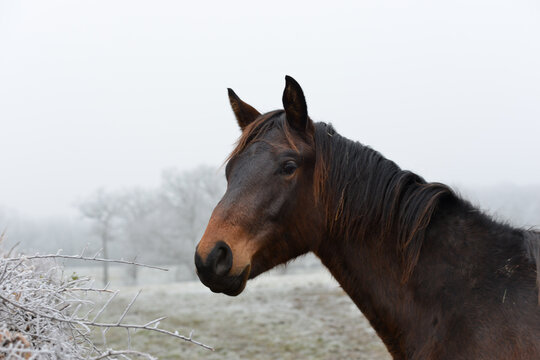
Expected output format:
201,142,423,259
90,270,390,360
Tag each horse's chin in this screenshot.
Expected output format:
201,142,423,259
217,281,246,296
207,264,251,297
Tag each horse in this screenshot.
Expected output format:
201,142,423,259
194,76,540,359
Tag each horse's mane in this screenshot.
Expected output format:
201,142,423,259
313,122,455,282
524,230,540,303
229,114,455,281
229,111,540,309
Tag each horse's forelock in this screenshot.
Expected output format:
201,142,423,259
226,110,293,164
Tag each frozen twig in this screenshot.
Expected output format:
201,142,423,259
63,287,115,293
0,290,213,351
0,249,213,359
90,349,158,360
2,252,169,271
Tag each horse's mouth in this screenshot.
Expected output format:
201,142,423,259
199,265,251,297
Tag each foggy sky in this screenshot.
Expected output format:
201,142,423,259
1,0,539,217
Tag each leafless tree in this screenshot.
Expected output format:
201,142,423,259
73,167,224,283
77,189,121,285
115,188,160,284
158,165,225,278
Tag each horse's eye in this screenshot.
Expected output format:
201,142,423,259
281,160,298,175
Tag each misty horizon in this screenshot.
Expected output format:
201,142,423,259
1,0,539,218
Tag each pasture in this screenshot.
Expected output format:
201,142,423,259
86,268,390,359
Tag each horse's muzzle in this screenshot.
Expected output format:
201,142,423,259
194,241,250,296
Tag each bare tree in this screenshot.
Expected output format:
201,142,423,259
158,165,225,278
73,166,224,283
116,188,160,284
77,189,121,285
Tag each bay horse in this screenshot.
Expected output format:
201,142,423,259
195,76,540,359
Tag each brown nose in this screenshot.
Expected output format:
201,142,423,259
195,241,233,279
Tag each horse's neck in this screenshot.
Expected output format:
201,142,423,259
310,128,536,356
315,225,416,357
314,193,506,358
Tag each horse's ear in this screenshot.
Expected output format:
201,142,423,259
228,88,261,131
282,75,312,133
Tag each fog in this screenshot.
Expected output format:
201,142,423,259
0,1,539,258
1,0,539,218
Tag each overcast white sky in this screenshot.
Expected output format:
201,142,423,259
0,0,539,218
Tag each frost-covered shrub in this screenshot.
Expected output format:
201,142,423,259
0,247,211,359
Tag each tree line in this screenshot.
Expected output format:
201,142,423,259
1,165,225,283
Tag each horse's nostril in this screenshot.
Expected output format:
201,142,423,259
213,243,232,277
195,241,233,279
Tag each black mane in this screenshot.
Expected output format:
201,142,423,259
525,230,540,301
229,114,538,286
313,122,456,281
